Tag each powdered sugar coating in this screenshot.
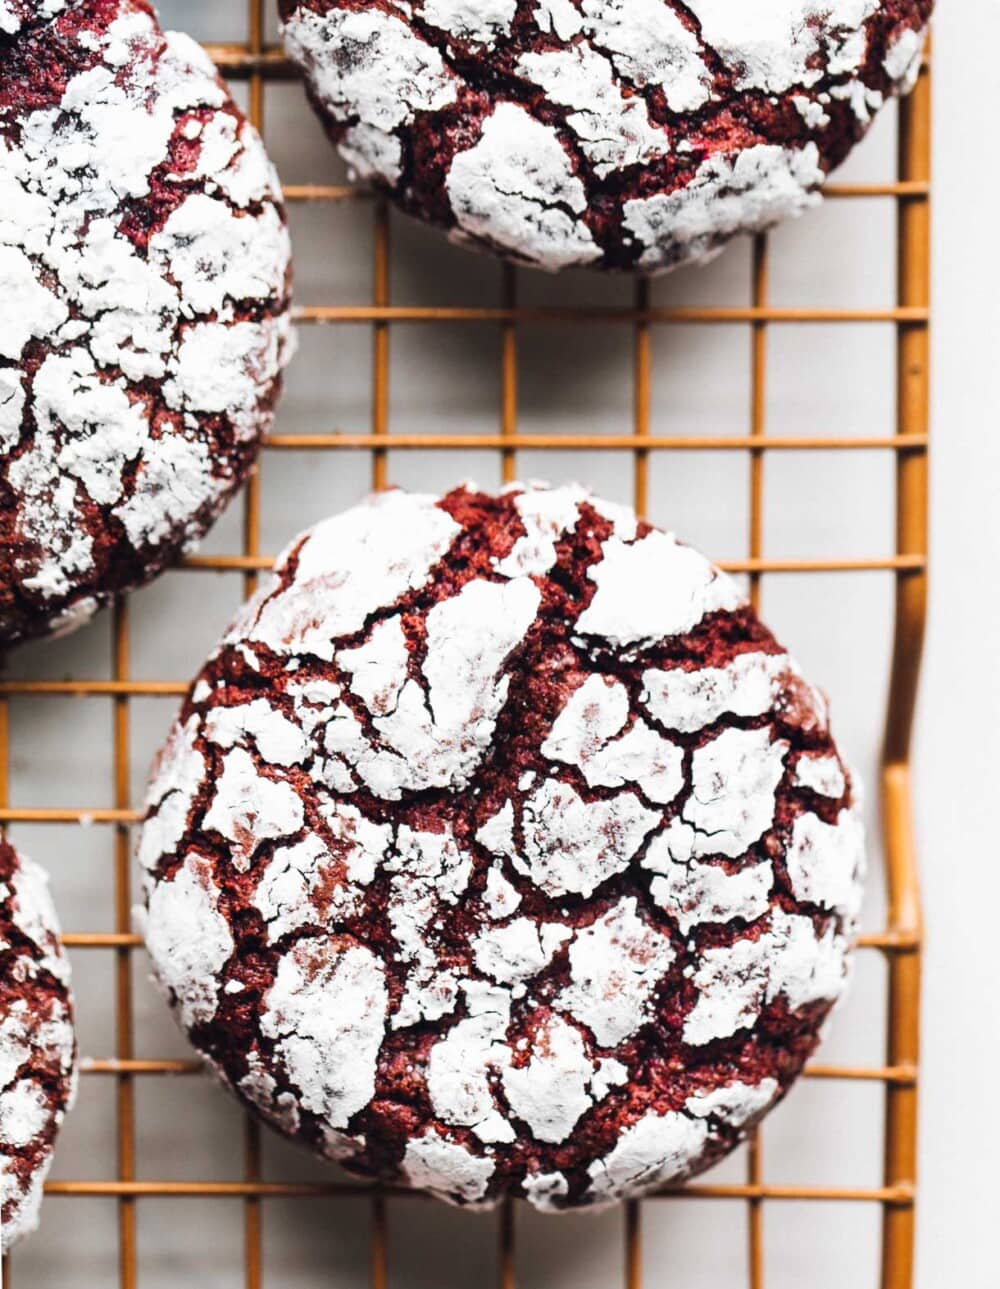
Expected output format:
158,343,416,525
142,852,234,1029
0,0,292,646
0,0,67,37
279,0,931,273
260,936,389,1131
140,482,864,1210
557,898,675,1046
403,1129,496,1203
0,841,77,1246
446,104,601,272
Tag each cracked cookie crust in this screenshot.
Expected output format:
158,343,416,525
139,482,865,1211
0,839,77,1246
279,0,931,274
0,0,293,647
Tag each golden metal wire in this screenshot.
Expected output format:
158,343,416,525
0,5,929,1287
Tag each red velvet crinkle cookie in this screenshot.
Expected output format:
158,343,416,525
1,840,76,1245
279,0,931,274
139,483,864,1211
0,0,293,647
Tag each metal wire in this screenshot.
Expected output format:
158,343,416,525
0,5,929,1287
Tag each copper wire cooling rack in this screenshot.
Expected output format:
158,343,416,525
0,5,930,1287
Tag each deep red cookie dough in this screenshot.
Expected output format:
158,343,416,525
279,0,932,274
139,483,864,1210
0,839,76,1245
0,0,293,647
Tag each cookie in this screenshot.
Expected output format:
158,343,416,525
280,0,931,273
139,483,864,1210
0,0,293,646
0,840,76,1245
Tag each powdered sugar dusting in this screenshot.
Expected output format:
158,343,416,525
622,144,824,273
686,1078,780,1128
260,936,388,1130
339,617,410,717
785,808,865,917
446,104,602,270
503,1014,623,1144
427,981,515,1144
884,23,927,90
581,0,711,111
321,575,540,799
493,483,584,578
144,852,234,1029
423,0,517,47
558,898,676,1045
402,1130,497,1206
386,824,470,1029
473,918,571,985
642,652,792,734
137,716,205,872
533,0,582,41
516,45,668,179
683,726,789,859
522,1167,569,1210
685,0,878,93
684,910,851,1046
587,1111,709,1205
255,806,390,943
249,490,460,659
576,531,743,645
203,748,305,870
643,830,774,933
795,753,847,798
542,674,685,804
282,6,455,185
517,779,660,898
0,0,68,37
205,698,311,766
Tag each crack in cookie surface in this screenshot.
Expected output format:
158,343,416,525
0,0,293,646
0,840,77,1246
279,0,932,274
139,482,865,1210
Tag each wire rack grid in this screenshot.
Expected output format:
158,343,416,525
0,3,930,1287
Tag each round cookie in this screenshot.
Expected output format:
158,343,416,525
280,0,930,275
1,840,77,1245
0,0,293,647
139,483,864,1211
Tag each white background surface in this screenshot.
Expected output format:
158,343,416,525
918,2,999,1282
3,2,995,1286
